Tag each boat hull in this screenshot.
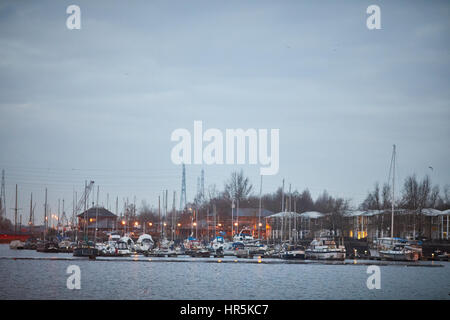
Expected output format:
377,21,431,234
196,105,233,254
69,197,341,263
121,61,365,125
281,251,305,260
73,247,99,258
379,251,418,261
306,251,345,260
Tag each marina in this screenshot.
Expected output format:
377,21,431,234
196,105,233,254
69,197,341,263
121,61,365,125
0,1,449,305
0,244,448,300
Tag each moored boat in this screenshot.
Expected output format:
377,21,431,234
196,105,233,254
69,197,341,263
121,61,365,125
305,238,346,260
9,240,25,250
58,240,74,253
36,240,59,253
73,241,99,258
135,234,154,253
380,243,419,261
280,244,306,260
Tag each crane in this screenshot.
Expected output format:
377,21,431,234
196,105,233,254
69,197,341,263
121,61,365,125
73,181,95,239
75,180,95,216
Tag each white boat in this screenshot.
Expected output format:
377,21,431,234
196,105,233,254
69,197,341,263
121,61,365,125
369,237,397,257
233,228,268,255
371,146,422,261
9,240,25,250
305,238,346,260
222,241,240,256
115,239,132,256
233,229,255,242
380,243,419,261
209,236,226,251
135,234,154,253
58,240,73,252
108,233,121,243
119,236,136,252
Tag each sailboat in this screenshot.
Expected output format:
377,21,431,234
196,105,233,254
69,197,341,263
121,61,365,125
375,145,419,261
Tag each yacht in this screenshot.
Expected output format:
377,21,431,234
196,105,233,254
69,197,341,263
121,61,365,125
9,240,25,250
58,240,74,253
222,241,243,256
73,241,99,258
119,236,136,252
372,145,421,261
114,239,132,256
37,240,60,253
305,238,346,260
380,243,419,261
280,244,305,260
135,234,154,253
233,228,268,255
209,235,226,251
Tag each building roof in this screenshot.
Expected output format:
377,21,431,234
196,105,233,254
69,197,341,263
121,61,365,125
234,208,274,218
299,211,324,219
267,211,302,219
343,208,450,217
77,207,117,219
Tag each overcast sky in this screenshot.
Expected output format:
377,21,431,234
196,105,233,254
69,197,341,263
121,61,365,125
0,0,449,224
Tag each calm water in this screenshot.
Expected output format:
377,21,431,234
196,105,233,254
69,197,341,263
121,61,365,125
0,244,449,300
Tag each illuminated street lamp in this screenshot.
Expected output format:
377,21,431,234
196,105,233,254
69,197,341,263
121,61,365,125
193,222,198,239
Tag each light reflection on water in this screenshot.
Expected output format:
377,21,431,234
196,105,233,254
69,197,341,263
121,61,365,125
0,245,449,300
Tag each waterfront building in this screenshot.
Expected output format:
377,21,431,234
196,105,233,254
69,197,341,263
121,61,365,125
77,207,117,236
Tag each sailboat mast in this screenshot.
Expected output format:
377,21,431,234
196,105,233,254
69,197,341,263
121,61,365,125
29,192,33,232
14,184,18,235
44,188,47,241
95,186,99,243
391,144,396,239
258,175,262,240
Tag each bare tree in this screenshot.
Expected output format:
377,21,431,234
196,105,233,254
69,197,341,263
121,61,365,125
361,183,381,210
428,185,440,208
224,170,253,202
381,183,391,209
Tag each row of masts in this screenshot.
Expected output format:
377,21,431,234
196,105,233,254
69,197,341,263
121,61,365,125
3,145,401,243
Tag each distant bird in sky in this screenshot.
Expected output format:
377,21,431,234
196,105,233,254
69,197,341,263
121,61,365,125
428,166,433,171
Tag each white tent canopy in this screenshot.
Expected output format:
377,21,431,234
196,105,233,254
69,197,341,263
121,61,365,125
266,208,450,219
299,211,324,219
421,208,450,216
267,211,302,219
343,208,449,217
